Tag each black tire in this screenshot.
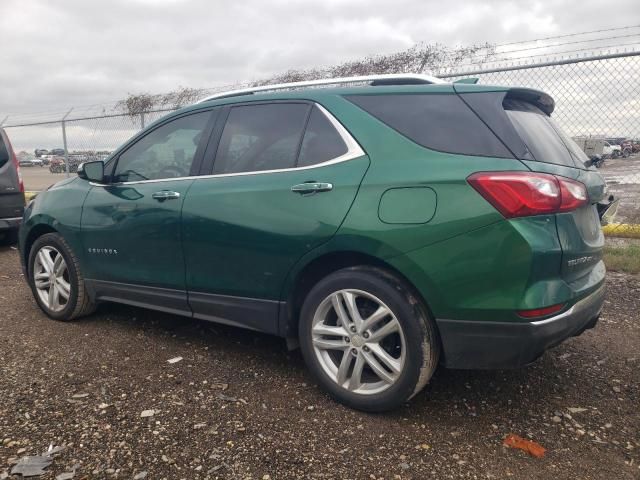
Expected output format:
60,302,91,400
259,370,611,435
298,266,440,412
28,233,95,321
0,229,18,246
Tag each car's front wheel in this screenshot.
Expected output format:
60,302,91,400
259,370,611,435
28,233,95,321
299,266,439,412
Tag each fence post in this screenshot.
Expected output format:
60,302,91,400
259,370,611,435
140,112,145,129
61,108,73,178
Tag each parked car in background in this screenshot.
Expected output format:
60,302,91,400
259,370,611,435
22,158,44,167
49,156,80,173
0,128,25,245
602,141,622,158
620,141,633,158
19,74,607,411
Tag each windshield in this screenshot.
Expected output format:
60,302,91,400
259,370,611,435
504,99,590,168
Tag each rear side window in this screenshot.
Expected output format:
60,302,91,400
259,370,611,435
0,134,9,168
345,94,512,158
504,99,587,167
298,107,348,167
214,103,310,174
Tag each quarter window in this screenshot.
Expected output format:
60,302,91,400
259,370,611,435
213,103,310,174
113,111,210,182
346,94,512,158
297,107,348,167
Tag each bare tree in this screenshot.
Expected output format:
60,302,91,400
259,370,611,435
116,86,206,117
116,42,495,115
253,42,495,85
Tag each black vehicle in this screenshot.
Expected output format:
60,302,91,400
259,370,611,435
0,128,25,245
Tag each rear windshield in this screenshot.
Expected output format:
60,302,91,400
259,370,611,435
346,94,513,158
504,99,589,168
0,133,8,168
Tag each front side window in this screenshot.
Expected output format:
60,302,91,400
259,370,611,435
213,103,310,174
113,111,210,182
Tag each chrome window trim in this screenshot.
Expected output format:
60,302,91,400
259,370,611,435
90,103,365,187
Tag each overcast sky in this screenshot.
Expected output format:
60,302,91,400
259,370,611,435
1,0,639,117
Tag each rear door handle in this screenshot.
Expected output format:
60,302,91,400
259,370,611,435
151,190,181,201
290,182,333,194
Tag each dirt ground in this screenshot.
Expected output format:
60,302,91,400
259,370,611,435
0,246,638,480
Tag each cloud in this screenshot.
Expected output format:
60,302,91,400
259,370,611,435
1,0,639,116
1,0,639,150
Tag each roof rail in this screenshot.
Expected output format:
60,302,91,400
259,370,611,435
197,73,445,103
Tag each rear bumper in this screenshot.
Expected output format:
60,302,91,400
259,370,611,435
0,216,22,231
436,284,605,369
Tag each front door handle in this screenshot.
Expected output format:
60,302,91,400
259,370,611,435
151,190,181,201
291,182,333,195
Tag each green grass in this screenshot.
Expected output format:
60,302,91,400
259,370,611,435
604,244,640,274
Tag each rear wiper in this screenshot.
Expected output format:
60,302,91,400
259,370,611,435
584,155,604,169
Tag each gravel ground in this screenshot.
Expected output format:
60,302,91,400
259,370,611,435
0,246,638,480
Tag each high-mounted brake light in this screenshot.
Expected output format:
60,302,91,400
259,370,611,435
467,172,588,218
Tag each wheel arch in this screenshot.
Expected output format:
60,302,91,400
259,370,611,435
23,224,58,274
280,250,436,340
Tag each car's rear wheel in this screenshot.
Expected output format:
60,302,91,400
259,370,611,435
299,266,439,412
28,233,95,321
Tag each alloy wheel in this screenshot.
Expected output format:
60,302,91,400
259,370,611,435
311,289,406,395
33,246,71,313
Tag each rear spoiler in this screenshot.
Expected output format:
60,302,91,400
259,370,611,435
505,88,555,116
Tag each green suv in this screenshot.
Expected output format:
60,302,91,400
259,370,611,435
19,74,606,411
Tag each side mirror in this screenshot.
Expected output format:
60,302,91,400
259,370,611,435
77,160,104,182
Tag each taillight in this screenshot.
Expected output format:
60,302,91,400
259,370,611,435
558,177,588,212
5,134,24,193
467,172,588,218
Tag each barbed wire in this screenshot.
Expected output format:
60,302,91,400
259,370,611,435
441,42,640,70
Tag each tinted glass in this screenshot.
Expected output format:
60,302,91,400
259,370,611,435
504,99,586,167
346,94,512,158
0,133,9,168
214,103,309,174
114,111,210,182
297,107,348,167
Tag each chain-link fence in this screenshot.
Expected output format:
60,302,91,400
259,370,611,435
3,51,639,232
438,51,640,232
